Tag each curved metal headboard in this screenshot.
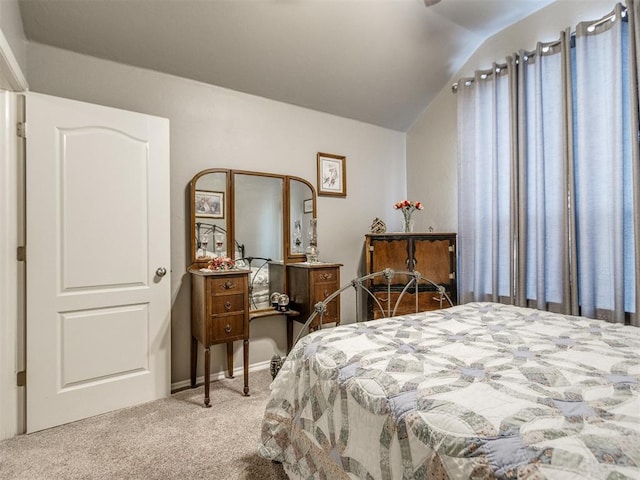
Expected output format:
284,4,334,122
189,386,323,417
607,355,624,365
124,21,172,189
291,267,454,347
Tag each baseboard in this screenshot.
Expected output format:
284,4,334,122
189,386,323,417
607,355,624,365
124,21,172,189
170,359,272,392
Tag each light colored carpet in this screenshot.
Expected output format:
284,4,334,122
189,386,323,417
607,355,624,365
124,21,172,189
0,369,287,480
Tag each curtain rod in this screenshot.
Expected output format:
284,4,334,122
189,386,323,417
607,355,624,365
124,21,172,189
451,6,627,93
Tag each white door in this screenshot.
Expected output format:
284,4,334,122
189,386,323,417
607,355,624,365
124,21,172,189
25,92,171,433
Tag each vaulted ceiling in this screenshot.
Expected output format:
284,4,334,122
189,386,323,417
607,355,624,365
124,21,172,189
18,0,556,131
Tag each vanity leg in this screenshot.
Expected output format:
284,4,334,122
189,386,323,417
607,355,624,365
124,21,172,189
226,342,234,378
243,339,250,396
204,346,211,408
287,317,293,353
190,336,197,388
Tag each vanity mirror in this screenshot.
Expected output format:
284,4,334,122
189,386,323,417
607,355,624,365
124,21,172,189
189,168,317,312
289,178,314,258
192,169,232,261
233,172,284,310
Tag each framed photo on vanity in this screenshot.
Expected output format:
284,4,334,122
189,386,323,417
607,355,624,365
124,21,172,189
317,152,346,197
195,190,224,218
303,198,313,213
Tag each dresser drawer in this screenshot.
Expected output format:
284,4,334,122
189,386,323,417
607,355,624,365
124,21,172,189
207,314,245,343
209,293,245,314
208,276,245,295
312,268,338,284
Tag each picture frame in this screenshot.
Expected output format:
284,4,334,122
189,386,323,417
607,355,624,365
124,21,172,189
303,198,313,213
317,152,346,197
195,190,224,218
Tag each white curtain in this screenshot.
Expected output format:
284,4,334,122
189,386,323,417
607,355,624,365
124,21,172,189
573,5,634,323
457,63,514,304
517,33,575,313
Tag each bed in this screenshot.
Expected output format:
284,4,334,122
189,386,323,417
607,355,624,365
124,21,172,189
258,301,640,479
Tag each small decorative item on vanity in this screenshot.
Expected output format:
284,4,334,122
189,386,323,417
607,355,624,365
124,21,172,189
393,200,424,233
305,218,320,262
270,291,281,308
370,217,387,234
277,293,290,312
269,291,290,311
205,256,237,271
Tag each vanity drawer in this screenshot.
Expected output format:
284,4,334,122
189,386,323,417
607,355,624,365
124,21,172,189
312,284,339,325
308,299,339,327
208,314,245,343
312,268,337,285
314,283,337,303
208,276,245,295
209,293,245,314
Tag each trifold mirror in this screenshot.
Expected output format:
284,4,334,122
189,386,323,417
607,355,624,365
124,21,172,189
189,168,316,311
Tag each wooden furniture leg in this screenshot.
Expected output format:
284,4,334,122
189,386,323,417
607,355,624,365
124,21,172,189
226,342,234,378
204,346,211,408
243,339,250,396
190,335,197,388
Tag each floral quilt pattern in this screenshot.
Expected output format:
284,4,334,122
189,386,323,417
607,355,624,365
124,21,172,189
259,302,640,479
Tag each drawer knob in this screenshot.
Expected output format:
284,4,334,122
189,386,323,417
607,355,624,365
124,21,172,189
225,324,232,333
225,301,232,311
223,281,235,290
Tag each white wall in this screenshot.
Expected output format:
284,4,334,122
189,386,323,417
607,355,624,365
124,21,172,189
0,0,27,89
406,0,620,232
25,42,407,387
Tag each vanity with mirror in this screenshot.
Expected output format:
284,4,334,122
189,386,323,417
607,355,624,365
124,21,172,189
188,168,341,406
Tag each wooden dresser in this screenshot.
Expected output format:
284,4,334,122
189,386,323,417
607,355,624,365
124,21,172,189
285,262,342,351
364,233,457,319
190,268,250,407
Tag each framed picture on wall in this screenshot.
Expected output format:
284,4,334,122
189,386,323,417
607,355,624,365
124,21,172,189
195,190,224,218
317,152,346,197
303,198,313,213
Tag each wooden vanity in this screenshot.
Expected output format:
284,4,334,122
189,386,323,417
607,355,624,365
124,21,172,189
188,167,340,407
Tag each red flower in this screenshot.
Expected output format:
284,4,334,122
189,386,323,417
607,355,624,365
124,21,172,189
393,200,424,211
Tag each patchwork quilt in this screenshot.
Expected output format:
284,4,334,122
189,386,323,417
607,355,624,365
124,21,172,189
258,302,640,479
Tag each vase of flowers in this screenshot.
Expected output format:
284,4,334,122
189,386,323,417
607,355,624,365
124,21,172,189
394,200,424,232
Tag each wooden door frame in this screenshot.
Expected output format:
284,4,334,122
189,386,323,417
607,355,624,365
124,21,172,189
0,27,28,440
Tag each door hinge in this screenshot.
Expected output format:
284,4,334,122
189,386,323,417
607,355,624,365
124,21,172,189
17,246,26,262
16,122,26,138
448,245,455,253
449,272,456,280
17,370,26,387
369,246,374,252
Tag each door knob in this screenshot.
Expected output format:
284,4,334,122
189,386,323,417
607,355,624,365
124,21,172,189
156,267,167,277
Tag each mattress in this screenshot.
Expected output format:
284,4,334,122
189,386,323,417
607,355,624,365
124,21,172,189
258,302,640,479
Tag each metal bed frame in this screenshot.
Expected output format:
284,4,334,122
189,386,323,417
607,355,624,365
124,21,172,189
270,267,454,378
